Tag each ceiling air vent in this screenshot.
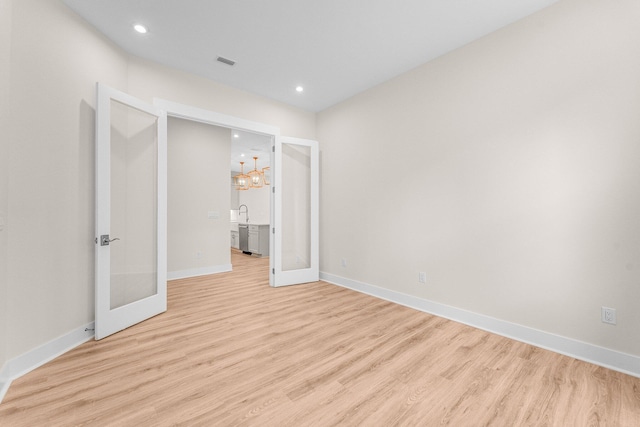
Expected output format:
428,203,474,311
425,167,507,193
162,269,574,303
216,56,236,66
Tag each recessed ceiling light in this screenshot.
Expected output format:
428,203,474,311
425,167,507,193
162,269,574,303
296,86,304,93
134,24,148,34
240,153,245,157
234,134,239,138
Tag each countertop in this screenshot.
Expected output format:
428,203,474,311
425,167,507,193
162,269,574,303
231,222,269,231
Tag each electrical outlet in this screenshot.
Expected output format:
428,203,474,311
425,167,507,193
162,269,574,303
340,258,347,268
196,251,203,259
418,272,427,284
601,307,616,325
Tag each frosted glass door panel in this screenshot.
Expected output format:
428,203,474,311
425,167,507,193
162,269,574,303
109,99,158,309
281,144,311,271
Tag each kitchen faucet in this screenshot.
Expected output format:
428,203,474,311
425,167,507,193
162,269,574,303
238,204,249,223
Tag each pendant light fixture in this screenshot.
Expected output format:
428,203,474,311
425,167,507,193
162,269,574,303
262,166,270,185
247,156,264,188
234,161,250,191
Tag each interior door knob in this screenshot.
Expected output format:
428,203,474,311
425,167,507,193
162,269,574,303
100,235,120,246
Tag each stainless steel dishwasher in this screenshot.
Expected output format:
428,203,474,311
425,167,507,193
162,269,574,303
238,224,250,254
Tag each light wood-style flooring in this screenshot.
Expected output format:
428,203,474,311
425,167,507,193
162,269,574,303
1,251,639,426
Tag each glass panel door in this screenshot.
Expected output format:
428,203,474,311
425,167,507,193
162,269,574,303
272,137,318,286
95,83,167,339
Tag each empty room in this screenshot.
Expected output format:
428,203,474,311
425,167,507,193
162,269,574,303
1,0,639,425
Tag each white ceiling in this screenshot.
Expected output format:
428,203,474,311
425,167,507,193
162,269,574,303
229,130,271,174
62,0,558,113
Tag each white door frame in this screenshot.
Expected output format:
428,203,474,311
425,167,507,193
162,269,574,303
153,99,281,285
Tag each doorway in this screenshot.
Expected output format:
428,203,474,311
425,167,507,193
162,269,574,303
230,129,272,259
165,118,272,282
155,98,319,287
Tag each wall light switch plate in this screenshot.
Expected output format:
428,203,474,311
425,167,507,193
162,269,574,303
208,211,220,220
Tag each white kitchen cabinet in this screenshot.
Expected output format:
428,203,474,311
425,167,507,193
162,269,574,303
247,224,269,256
230,174,239,210
230,230,239,249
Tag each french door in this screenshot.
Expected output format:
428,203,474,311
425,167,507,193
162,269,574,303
271,136,319,287
95,83,167,340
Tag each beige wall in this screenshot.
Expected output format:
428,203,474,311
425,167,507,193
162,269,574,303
3,0,315,364
6,0,129,360
0,0,13,372
237,186,271,225
317,0,640,356
168,118,231,273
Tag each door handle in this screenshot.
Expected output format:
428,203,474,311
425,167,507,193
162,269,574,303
100,235,120,246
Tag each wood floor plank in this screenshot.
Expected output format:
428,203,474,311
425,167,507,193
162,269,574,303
1,250,639,426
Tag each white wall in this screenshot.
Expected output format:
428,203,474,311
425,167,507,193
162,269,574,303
237,187,270,225
0,0,13,374
6,0,129,361
168,118,231,275
318,0,640,357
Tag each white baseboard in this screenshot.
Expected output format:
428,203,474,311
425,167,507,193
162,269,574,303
0,322,95,404
167,264,232,281
0,378,9,406
320,272,640,379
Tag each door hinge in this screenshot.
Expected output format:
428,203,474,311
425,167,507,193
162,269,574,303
272,268,275,274
272,227,275,234
272,146,275,152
